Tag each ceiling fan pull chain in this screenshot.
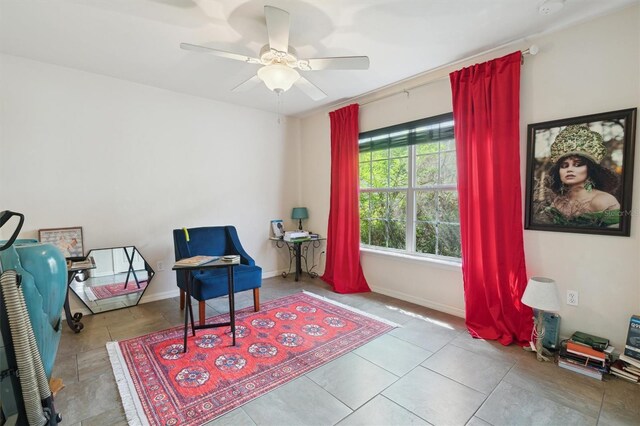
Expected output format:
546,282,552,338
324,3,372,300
277,91,282,124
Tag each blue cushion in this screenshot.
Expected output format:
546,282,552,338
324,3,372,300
173,226,261,302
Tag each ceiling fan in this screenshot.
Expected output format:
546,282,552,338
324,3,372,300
180,5,370,101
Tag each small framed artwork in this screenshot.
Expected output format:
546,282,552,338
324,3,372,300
270,219,284,238
524,108,637,236
39,226,84,258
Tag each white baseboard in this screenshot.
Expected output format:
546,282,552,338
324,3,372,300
139,271,283,304
139,288,180,304
369,285,465,318
262,270,282,279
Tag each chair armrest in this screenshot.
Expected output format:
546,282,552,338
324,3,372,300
225,226,255,266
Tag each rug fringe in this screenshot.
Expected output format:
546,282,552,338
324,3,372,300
302,290,401,328
106,341,149,426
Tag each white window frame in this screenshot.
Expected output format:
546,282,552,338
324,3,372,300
359,114,460,262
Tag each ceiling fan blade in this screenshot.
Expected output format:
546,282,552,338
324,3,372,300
231,75,262,92
180,43,261,64
264,5,290,53
302,56,370,71
294,77,327,101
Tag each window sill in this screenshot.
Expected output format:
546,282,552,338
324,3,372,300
360,247,462,272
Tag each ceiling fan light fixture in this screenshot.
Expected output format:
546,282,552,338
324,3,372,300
257,63,300,92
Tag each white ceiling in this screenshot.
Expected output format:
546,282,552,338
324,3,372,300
0,0,636,117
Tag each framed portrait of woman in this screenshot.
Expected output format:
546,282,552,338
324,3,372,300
524,108,637,236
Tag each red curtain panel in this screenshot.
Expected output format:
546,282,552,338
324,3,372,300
450,51,532,346
321,104,370,294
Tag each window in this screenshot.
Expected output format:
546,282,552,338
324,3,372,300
359,113,461,259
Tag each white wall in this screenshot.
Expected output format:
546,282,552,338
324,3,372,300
0,54,300,301
300,5,640,349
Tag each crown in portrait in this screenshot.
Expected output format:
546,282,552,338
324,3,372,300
550,125,606,163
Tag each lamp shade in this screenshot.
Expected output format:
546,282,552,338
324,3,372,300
291,207,308,220
257,64,300,92
521,277,561,312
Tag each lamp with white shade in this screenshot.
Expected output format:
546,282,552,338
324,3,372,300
521,277,561,361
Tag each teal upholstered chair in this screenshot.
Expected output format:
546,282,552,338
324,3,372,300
173,226,262,325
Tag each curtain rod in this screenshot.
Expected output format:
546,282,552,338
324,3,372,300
325,43,540,114
357,45,539,107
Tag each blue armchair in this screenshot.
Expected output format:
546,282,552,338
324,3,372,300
173,226,262,325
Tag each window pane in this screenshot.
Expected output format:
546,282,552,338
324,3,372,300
440,138,455,151
389,157,408,187
440,151,457,184
371,149,387,161
416,141,438,155
358,113,459,259
415,191,436,221
438,191,459,222
388,220,406,249
389,146,408,158
359,193,370,220
360,219,370,245
370,219,386,246
359,161,371,188
416,154,438,186
416,221,436,254
370,192,387,219
389,191,406,220
371,160,388,187
438,224,461,257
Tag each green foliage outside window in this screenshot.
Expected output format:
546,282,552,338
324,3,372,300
359,114,461,259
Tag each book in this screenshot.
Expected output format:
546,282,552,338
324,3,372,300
611,360,639,381
623,363,640,375
284,231,310,241
557,358,603,380
623,315,640,360
558,344,607,370
566,341,606,362
271,219,284,238
570,331,609,351
174,255,218,267
611,370,640,384
619,353,640,369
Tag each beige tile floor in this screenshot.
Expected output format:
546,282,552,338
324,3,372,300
52,275,640,425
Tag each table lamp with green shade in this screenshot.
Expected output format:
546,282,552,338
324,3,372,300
291,207,308,230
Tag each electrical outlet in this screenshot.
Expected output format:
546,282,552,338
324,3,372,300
157,261,165,272
567,290,579,306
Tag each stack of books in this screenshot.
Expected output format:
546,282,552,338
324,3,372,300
610,315,640,383
610,356,640,383
284,231,309,241
557,332,613,380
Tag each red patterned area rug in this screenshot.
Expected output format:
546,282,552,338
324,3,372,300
88,280,148,300
107,291,397,425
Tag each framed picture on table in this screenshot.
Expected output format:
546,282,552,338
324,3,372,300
39,226,84,258
524,108,636,236
271,219,284,238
